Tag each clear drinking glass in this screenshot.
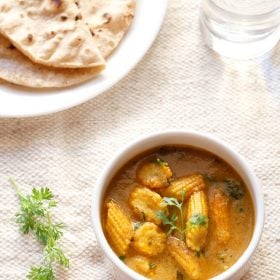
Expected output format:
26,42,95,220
200,0,280,59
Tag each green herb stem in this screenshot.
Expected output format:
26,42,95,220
10,179,69,280
179,206,184,240
157,190,187,241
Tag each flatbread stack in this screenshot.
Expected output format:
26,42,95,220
0,0,136,88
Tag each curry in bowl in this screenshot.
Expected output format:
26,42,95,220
102,146,254,280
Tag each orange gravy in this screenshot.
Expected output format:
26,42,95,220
102,146,254,280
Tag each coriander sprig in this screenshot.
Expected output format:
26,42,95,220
10,179,69,280
156,210,178,236
157,190,186,240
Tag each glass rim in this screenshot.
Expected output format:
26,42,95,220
207,0,280,19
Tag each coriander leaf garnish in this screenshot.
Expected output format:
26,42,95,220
119,255,126,262
189,214,208,226
133,222,144,231
225,179,244,200
27,266,55,280
163,197,181,208
156,210,178,236
149,262,157,269
203,174,217,183
157,190,186,240
204,175,245,201
156,158,168,167
10,179,69,280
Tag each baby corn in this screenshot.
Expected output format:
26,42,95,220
126,255,155,278
133,222,166,256
186,191,209,251
105,200,133,257
164,174,206,201
136,159,173,189
212,189,230,245
129,186,167,225
167,237,200,280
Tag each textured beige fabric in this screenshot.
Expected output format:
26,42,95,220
0,0,279,279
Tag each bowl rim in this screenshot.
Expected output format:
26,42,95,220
92,130,265,280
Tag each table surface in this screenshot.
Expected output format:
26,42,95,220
0,1,279,279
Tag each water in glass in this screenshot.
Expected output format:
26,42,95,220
200,0,280,59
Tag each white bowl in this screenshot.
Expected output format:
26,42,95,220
92,131,265,280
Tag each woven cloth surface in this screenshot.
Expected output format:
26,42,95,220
0,0,279,279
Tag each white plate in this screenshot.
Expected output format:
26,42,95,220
0,0,168,118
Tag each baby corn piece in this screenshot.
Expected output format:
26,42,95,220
136,158,173,189
167,237,200,280
164,174,206,201
212,189,230,245
129,186,167,225
133,222,166,256
106,200,133,257
126,255,156,278
186,191,209,251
